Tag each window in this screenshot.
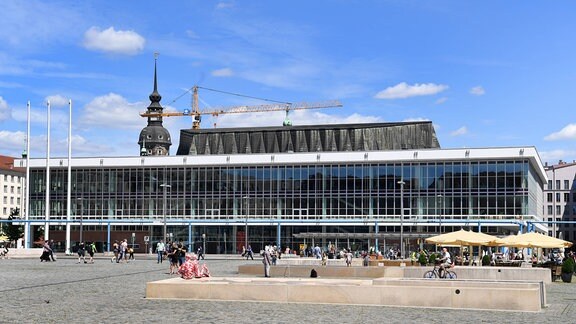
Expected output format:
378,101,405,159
548,180,552,189
556,193,561,202
565,193,570,202
548,205,553,215
3,185,6,193
565,180,570,190
9,197,13,204
547,193,553,202
556,205,561,215
10,186,14,193
2,197,6,204
556,180,561,190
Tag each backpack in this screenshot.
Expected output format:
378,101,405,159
310,269,318,278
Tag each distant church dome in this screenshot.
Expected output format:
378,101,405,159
138,56,172,156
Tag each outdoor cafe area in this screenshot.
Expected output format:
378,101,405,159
426,229,573,269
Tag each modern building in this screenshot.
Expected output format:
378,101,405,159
544,160,576,241
12,63,550,255
16,140,548,255
0,155,25,234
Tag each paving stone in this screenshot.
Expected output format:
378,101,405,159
0,254,575,323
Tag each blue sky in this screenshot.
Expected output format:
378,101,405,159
1,1,575,164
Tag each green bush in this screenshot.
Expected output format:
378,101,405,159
418,253,428,266
428,253,438,265
481,254,492,266
562,257,575,274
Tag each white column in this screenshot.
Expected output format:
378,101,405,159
24,101,31,248
66,100,72,254
45,101,51,240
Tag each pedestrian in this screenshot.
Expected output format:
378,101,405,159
197,246,204,260
128,246,135,260
262,248,272,277
77,241,87,264
111,240,119,263
40,239,52,262
345,249,353,267
246,245,254,260
178,242,186,266
156,240,165,264
49,239,56,261
117,239,127,263
0,245,8,259
87,241,97,264
241,245,246,258
168,242,179,275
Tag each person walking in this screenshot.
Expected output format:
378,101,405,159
117,239,127,263
197,246,204,260
111,240,119,263
87,241,97,264
40,239,52,262
262,248,272,277
246,245,254,260
77,241,87,264
48,239,56,261
156,240,165,264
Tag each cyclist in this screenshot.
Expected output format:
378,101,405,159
438,247,452,278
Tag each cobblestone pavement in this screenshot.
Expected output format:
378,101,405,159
0,254,575,323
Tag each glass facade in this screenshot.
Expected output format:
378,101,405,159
25,158,544,253
29,160,537,221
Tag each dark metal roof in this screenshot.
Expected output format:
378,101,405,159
176,121,440,155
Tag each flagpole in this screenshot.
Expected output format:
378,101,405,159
45,101,51,241
24,101,31,248
66,99,72,254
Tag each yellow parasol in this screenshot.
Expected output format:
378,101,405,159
425,229,500,246
496,232,573,249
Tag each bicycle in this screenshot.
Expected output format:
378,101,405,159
423,264,457,279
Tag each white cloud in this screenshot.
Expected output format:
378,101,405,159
79,93,146,129
544,124,576,141
185,30,199,39
83,26,145,55
0,96,11,121
450,126,468,136
0,130,29,156
539,149,576,164
375,82,448,99
213,110,381,128
216,2,235,9
45,95,69,108
435,97,448,104
470,86,485,96
212,68,234,77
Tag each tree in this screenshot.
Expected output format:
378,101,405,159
4,208,24,245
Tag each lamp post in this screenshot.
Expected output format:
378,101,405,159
243,196,249,249
398,180,405,259
77,197,84,243
160,184,171,244
437,194,443,234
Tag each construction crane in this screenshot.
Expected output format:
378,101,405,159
140,85,343,129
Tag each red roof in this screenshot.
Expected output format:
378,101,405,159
0,155,25,173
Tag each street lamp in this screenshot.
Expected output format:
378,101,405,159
437,194,443,234
243,196,249,249
398,180,405,259
77,197,84,243
160,184,171,244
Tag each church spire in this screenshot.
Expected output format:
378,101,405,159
148,52,162,106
